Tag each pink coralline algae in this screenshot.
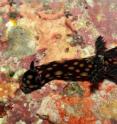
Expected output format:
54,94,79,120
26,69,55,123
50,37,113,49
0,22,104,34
0,0,116,124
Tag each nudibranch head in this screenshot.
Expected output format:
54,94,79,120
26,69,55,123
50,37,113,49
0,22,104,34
21,61,42,94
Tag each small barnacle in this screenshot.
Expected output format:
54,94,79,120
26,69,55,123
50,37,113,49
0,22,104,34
72,33,84,45
64,47,69,53
64,10,72,18
86,21,91,27
67,32,84,47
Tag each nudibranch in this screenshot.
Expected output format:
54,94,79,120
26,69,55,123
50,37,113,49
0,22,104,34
21,36,117,94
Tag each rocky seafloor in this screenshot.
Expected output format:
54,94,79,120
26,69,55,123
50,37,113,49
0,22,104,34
0,0,117,124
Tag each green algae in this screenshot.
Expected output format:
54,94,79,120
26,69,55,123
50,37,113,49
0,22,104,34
63,82,84,96
4,26,36,58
